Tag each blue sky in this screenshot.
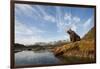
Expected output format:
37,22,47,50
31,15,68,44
15,3,94,45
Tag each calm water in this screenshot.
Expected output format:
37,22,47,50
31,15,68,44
15,50,61,66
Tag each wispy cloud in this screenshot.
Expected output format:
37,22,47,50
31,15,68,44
56,6,64,32
78,17,94,38
44,15,56,23
56,10,80,33
15,19,47,45
15,4,42,20
35,5,56,23
15,19,45,35
83,17,93,28
35,5,48,16
15,4,94,45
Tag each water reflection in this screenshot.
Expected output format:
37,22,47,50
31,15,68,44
15,50,60,66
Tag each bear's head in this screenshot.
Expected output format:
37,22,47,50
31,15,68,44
67,29,73,34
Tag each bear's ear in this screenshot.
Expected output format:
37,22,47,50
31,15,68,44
69,28,72,31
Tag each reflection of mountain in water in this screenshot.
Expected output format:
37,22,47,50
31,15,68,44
15,50,61,66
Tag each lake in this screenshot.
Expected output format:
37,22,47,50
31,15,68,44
15,50,61,66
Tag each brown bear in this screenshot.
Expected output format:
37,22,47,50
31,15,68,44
67,29,81,42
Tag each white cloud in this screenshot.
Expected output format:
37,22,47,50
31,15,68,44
16,4,56,24
71,24,77,32
72,16,80,24
64,13,71,21
15,35,44,45
64,13,80,25
15,4,94,45
15,4,42,20
84,17,92,28
56,6,66,32
15,19,46,45
56,11,80,33
15,33,60,45
56,6,63,24
15,20,44,35
15,21,32,35
35,5,47,16
35,5,56,23
15,19,69,45
44,15,56,23
15,4,60,45
79,17,94,38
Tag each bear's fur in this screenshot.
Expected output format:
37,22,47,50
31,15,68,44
67,29,81,42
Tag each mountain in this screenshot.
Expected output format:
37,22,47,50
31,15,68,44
14,43,26,49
